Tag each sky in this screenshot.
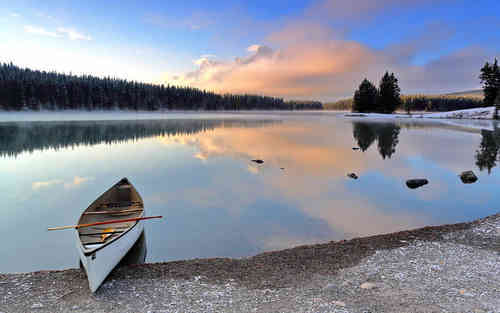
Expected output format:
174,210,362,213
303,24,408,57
1,0,499,101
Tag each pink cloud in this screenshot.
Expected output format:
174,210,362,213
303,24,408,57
173,23,384,99
169,0,491,100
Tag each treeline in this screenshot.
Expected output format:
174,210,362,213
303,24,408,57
325,95,484,112
0,62,322,111
326,57,500,113
0,119,278,157
286,100,323,110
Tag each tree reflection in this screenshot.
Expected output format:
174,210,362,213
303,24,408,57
352,123,376,152
0,119,278,157
475,128,500,174
376,124,400,159
352,122,401,159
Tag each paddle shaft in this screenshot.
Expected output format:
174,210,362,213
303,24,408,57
47,216,162,231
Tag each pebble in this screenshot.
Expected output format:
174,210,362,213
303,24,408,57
30,303,44,309
323,283,337,291
332,300,346,307
360,282,378,289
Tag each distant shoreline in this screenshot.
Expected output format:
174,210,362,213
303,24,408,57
344,106,497,120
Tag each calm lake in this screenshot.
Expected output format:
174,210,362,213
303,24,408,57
1,112,499,273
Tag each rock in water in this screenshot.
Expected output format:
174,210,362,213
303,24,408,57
406,179,428,189
251,159,264,164
347,173,358,179
459,171,478,184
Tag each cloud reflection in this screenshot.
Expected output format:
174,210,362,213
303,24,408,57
32,179,63,190
155,121,433,240
32,176,94,190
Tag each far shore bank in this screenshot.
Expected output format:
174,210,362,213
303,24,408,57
345,106,497,120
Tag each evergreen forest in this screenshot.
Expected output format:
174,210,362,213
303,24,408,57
0,62,322,111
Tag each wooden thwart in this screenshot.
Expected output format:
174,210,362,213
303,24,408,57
83,208,144,215
98,201,142,209
48,216,162,231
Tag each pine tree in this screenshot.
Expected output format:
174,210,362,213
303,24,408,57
353,79,378,113
377,72,401,114
480,59,500,106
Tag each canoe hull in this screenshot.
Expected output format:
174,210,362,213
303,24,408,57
76,221,144,292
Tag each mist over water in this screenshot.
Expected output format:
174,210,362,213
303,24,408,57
1,113,498,273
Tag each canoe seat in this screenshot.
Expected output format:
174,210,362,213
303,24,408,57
98,201,142,209
80,222,133,245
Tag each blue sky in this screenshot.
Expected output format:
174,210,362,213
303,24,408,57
1,0,499,100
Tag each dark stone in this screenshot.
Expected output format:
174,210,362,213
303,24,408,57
280,167,285,170
352,147,360,150
459,171,478,184
347,173,358,179
251,159,264,164
406,179,428,189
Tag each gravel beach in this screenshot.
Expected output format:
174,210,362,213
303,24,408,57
1,213,499,313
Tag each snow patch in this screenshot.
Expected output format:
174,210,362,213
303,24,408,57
345,106,496,120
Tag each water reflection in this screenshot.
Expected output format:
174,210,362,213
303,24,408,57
1,115,499,273
476,127,500,174
352,122,401,159
0,119,278,157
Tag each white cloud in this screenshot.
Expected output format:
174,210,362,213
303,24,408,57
24,25,60,38
56,27,92,41
23,25,92,41
10,13,20,18
35,12,54,20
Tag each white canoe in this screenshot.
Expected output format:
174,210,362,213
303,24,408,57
75,177,144,292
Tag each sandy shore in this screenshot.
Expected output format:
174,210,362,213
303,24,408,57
1,213,499,313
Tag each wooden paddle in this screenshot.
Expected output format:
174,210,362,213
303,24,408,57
47,216,162,231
